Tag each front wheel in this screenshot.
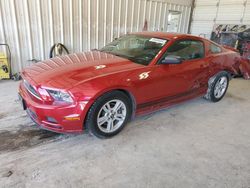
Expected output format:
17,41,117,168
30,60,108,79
85,91,132,138
204,71,229,102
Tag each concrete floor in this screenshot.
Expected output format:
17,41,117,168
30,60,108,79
0,79,249,188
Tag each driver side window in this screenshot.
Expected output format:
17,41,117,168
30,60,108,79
165,40,205,60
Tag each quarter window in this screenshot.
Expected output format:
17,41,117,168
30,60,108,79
165,40,205,60
210,43,222,54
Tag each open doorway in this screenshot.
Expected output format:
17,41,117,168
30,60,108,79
167,11,181,32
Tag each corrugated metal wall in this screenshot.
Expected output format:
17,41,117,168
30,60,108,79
191,0,250,38
0,0,191,74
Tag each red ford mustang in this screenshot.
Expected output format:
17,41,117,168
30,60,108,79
19,32,241,138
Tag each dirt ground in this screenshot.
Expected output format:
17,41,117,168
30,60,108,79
0,79,250,188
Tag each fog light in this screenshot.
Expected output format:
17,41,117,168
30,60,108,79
46,116,58,123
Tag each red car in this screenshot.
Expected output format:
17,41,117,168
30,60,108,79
19,32,240,138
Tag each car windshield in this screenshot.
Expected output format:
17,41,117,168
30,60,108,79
100,35,168,65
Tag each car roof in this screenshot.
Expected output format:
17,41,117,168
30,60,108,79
131,31,203,41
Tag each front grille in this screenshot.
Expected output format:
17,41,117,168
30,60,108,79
23,80,41,100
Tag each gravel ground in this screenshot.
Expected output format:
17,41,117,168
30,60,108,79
0,78,249,188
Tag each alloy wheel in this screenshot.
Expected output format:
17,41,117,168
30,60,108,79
214,76,228,99
97,99,127,133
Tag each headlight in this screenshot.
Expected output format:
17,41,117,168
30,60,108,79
46,89,73,103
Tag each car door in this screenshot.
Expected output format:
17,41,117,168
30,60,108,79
149,39,209,102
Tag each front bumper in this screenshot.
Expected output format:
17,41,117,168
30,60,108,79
19,81,89,133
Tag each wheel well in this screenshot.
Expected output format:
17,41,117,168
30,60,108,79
223,68,237,78
117,89,136,118
222,70,233,80
211,70,231,80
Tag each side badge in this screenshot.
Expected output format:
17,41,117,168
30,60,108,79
139,71,150,80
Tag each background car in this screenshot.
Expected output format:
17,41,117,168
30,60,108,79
19,32,241,138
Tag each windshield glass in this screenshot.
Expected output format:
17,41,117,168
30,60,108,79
100,35,168,65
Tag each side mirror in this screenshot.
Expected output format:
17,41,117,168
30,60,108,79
161,55,182,64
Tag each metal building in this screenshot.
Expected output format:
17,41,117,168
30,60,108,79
0,0,192,74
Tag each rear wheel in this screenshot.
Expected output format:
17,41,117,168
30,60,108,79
85,91,132,138
204,71,229,102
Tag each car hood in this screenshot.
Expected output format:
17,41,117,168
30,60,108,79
22,51,142,89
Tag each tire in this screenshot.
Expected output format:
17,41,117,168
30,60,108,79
85,91,132,138
204,71,229,102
